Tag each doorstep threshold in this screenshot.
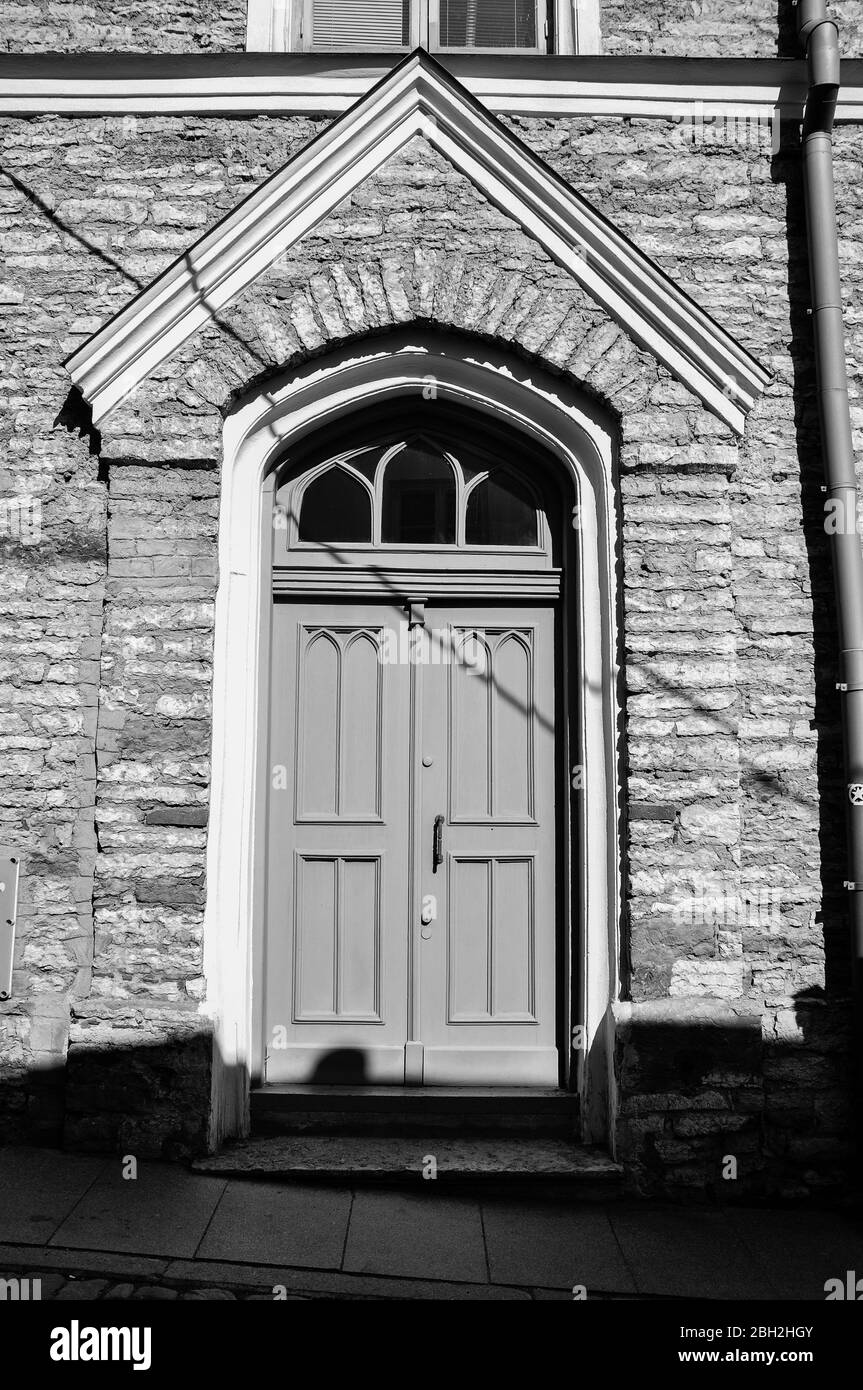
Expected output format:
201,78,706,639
193,1135,620,1189
251,1085,577,1112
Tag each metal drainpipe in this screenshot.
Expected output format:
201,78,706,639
797,0,863,1000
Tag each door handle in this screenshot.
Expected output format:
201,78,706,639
433,814,444,872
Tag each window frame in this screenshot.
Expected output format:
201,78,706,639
248,0,597,53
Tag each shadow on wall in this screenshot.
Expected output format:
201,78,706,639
0,1008,855,1201
0,1025,231,1162
776,0,799,56
0,1033,372,1159
771,114,850,1005
616,987,855,1201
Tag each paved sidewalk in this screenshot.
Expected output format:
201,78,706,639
0,1147,861,1301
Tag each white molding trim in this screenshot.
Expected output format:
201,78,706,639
572,0,601,55
272,566,563,596
5,66,853,119
202,334,621,1149
5,53,863,118
246,0,292,52
66,51,768,433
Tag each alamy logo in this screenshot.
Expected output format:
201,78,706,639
0,1276,41,1300
825,1271,863,1300
378,624,486,673
676,102,772,149
50,1321,152,1372
671,878,782,931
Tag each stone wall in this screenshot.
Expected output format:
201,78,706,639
0,103,859,1189
0,1,247,52
0,112,325,1151
599,0,863,57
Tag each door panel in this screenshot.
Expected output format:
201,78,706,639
419,606,558,1085
448,855,535,1020
265,601,409,1083
293,854,381,1020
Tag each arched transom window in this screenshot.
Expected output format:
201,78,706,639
276,434,550,553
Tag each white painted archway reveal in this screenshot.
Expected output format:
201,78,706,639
203,334,620,1147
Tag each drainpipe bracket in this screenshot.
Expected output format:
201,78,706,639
839,650,863,690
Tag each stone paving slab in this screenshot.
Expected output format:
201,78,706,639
0,1242,169,1279
482,1200,637,1293
49,1163,227,1258
726,1208,863,1300
196,1179,352,1269
607,1206,771,1300
3,1148,863,1301
343,1190,489,1283
0,1254,534,1301
0,1148,107,1245
163,1257,531,1300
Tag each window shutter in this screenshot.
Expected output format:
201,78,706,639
311,0,411,49
438,0,538,48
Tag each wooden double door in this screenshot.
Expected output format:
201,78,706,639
264,598,559,1086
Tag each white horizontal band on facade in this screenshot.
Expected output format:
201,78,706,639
0,88,798,121
0,56,861,120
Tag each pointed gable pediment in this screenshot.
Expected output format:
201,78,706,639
66,50,769,434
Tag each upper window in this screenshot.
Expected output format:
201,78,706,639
276,433,548,551
307,0,545,52
246,0,602,53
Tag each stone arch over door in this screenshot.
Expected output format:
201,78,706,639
202,329,621,1148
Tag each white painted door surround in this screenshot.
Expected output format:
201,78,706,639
201,333,620,1149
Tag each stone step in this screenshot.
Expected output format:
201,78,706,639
193,1136,622,1197
250,1085,580,1138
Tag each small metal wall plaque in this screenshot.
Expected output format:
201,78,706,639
0,852,21,1001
